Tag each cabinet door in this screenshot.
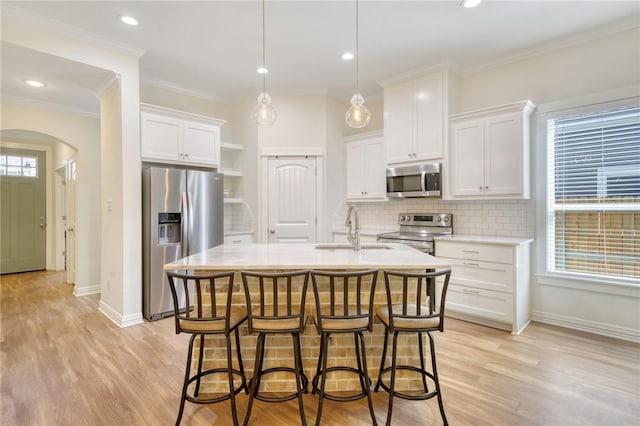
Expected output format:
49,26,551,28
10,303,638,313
384,81,414,165
484,113,522,196
451,119,485,196
183,121,220,167
362,137,386,198
346,141,365,199
141,112,182,163
414,72,444,161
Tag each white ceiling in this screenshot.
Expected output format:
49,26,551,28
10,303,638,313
2,1,639,115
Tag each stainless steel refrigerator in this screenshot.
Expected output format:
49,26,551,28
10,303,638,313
142,166,224,320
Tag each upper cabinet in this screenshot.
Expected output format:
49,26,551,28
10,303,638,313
448,100,536,200
381,67,458,166
345,130,386,202
140,103,225,168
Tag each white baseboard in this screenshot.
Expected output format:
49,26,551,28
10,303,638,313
73,285,101,296
532,310,640,343
98,300,144,328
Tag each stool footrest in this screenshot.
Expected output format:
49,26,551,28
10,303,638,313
312,366,372,402
377,365,438,401
251,366,309,403
185,368,247,405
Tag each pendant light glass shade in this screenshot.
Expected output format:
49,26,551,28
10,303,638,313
345,92,370,128
345,0,369,129
253,92,277,126
254,0,277,126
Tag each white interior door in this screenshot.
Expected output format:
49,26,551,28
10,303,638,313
266,157,317,243
65,159,77,284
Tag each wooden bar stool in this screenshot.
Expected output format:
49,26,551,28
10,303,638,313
309,269,379,426
166,271,248,426
374,269,452,426
241,270,310,426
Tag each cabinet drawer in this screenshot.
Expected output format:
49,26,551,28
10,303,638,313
224,234,254,244
446,257,514,293
446,283,513,323
435,241,513,264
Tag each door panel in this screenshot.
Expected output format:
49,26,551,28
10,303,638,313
451,119,485,196
0,148,46,274
267,157,317,243
485,113,522,195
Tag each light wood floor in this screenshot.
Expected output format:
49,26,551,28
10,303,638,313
1,271,638,425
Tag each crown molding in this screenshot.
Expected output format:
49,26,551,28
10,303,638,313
94,73,121,99
1,4,145,59
1,95,99,118
460,17,640,76
140,77,227,104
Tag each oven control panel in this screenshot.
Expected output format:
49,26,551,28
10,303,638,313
398,213,452,227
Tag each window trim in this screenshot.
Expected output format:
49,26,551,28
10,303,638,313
536,87,640,291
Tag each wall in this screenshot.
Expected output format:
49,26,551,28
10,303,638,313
0,103,101,293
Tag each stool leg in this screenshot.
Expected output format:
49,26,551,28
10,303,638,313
195,334,205,397
243,333,265,426
226,334,240,426
428,332,448,426
385,331,400,426
357,331,378,426
234,327,249,394
375,326,390,392
314,332,330,426
292,332,308,426
176,334,197,426
354,333,367,392
418,332,429,393
312,329,326,394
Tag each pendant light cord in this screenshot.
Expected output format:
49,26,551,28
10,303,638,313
262,0,266,95
355,0,359,94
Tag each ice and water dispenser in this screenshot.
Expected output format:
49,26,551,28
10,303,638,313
158,212,182,245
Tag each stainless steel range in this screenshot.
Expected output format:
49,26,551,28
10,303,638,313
377,213,452,255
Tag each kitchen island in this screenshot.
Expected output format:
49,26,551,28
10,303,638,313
164,243,451,393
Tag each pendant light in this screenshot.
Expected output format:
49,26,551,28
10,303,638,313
345,0,370,129
253,0,277,126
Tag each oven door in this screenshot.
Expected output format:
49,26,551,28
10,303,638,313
377,237,433,255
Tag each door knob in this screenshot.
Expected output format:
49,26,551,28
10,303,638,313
39,217,45,229
269,229,275,234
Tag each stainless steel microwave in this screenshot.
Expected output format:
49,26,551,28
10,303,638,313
386,163,441,198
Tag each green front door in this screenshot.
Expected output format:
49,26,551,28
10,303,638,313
0,148,46,274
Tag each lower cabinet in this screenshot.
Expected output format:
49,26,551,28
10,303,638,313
435,238,532,334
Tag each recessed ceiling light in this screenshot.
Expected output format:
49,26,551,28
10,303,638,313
461,0,482,8
23,79,46,88
342,52,354,61
119,15,139,26
257,67,268,74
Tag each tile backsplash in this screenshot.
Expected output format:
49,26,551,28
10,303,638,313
333,198,535,238
224,202,253,233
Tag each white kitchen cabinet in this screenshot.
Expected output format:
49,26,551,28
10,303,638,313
345,130,386,201
449,100,535,199
381,68,457,166
435,238,532,334
140,104,225,168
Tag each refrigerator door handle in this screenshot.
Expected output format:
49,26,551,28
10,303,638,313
182,191,189,258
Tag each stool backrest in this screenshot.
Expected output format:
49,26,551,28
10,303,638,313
310,269,378,332
166,270,237,334
382,269,451,332
241,270,309,333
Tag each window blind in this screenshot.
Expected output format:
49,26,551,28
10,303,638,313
547,104,640,281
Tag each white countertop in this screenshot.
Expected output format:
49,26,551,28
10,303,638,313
434,235,534,246
164,243,451,271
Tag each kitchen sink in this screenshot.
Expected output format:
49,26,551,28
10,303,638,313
314,243,391,250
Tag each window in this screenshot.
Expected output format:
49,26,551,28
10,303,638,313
547,103,640,282
0,155,38,177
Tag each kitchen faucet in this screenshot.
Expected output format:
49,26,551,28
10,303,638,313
345,204,361,252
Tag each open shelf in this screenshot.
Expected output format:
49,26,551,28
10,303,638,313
221,142,244,151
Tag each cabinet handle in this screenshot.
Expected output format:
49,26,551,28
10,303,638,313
463,288,480,294
232,239,242,243
479,186,483,191
463,262,480,267
184,153,189,158
463,250,479,254
485,186,489,190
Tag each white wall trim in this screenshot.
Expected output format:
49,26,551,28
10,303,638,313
98,300,144,328
74,284,101,297
141,77,224,104
532,312,640,343
1,95,99,118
